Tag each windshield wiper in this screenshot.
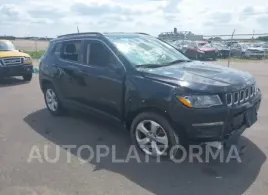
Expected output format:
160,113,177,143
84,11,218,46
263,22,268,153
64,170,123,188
165,59,192,66
135,64,164,68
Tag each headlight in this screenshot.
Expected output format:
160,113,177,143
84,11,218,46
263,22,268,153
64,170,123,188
177,95,222,108
24,57,32,64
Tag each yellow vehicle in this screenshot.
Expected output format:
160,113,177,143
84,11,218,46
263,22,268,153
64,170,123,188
0,40,33,81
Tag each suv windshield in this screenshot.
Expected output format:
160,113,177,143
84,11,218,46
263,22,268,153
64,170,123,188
106,35,189,67
0,41,16,51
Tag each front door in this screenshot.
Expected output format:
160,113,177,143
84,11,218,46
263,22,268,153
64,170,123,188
77,39,126,120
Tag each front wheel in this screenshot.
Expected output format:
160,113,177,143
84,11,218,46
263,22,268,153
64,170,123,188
23,74,32,81
130,112,184,158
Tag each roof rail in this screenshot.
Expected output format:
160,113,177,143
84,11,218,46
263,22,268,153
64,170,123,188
57,32,103,38
102,32,151,35
136,32,151,35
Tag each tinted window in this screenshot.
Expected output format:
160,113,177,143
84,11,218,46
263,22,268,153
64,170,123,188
54,42,62,57
60,41,81,62
83,40,119,68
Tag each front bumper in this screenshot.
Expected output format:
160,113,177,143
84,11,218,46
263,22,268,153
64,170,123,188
200,51,217,59
245,53,264,58
0,64,33,77
169,92,262,143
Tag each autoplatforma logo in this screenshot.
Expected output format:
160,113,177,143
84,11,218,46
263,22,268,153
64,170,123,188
27,144,242,164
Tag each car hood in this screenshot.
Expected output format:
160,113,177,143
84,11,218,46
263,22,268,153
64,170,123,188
247,47,265,51
0,51,30,58
140,61,255,93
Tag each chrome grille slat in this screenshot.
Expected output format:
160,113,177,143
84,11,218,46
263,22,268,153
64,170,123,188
240,90,245,102
226,84,257,106
2,57,23,66
234,92,239,104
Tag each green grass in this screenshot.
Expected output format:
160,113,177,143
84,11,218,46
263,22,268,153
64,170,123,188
24,50,46,59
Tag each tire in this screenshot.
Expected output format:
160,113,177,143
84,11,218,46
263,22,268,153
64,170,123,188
130,112,185,159
44,84,64,116
23,74,32,81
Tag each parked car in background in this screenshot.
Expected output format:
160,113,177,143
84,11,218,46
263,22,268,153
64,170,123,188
172,40,191,53
0,40,33,81
225,41,238,47
254,43,268,56
183,41,218,60
211,42,230,58
231,43,265,59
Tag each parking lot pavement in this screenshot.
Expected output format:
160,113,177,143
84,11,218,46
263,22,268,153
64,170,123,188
0,61,268,195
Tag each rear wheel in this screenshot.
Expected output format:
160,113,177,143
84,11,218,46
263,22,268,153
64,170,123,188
23,74,32,81
44,84,64,116
130,112,184,159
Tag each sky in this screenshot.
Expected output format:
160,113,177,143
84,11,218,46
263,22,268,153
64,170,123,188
0,0,268,37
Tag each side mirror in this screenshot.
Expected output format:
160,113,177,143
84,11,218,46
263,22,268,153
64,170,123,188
109,63,125,74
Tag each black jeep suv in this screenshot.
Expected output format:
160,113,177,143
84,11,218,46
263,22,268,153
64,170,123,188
39,32,261,157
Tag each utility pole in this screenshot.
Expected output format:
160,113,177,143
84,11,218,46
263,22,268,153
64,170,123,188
252,30,255,40
228,29,236,67
77,26,80,33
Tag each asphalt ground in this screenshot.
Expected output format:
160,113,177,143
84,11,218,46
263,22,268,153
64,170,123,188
0,60,268,195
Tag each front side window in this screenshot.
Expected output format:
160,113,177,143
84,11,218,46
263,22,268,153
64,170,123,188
0,41,16,51
106,35,189,67
83,40,120,68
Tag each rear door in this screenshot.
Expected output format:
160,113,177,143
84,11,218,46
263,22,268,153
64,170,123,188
76,39,126,119
52,40,84,102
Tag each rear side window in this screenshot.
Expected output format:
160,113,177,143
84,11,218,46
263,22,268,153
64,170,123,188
60,40,82,62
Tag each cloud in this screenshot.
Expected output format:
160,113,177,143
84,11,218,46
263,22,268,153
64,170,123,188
28,8,65,19
0,4,23,21
163,0,181,13
241,6,256,15
1,0,268,37
210,11,233,23
257,15,268,27
71,1,158,16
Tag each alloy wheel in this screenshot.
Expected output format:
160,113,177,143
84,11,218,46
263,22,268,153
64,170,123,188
135,120,169,156
45,89,58,112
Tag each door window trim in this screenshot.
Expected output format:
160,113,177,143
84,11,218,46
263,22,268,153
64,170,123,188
52,38,126,72
81,38,126,71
